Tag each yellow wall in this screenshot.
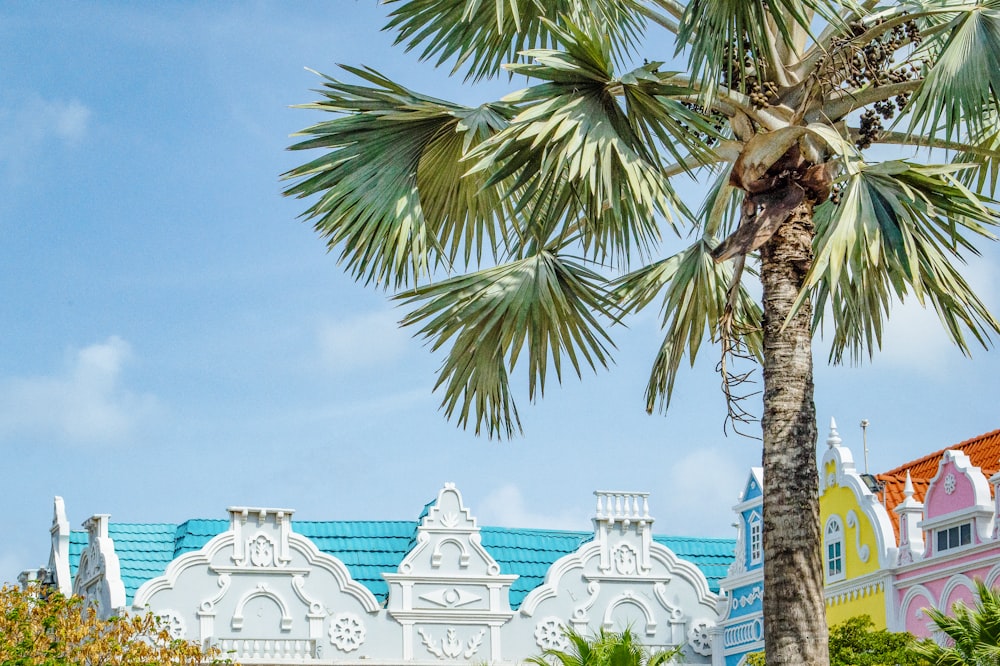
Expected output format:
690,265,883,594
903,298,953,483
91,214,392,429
826,586,886,628
820,464,887,627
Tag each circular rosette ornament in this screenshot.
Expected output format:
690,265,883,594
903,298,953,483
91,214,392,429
534,617,570,652
687,618,715,656
329,613,366,652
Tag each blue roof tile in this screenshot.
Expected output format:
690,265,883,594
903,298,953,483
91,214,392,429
67,518,734,607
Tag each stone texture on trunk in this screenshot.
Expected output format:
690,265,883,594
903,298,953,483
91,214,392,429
759,195,828,666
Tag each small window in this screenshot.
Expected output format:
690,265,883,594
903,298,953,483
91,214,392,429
936,523,972,552
749,512,762,565
825,517,845,582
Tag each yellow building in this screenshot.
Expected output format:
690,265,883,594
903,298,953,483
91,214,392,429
817,419,898,628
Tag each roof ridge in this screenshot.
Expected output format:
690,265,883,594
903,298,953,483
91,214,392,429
879,428,1000,478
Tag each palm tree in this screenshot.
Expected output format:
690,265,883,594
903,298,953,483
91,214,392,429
910,580,1000,665
283,1,1000,663
528,626,681,666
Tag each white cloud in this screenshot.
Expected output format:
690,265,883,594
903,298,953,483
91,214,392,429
0,94,91,177
0,337,159,445
656,447,746,538
477,484,582,530
867,255,997,373
317,310,410,373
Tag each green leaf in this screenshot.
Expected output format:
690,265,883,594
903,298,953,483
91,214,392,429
613,238,762,413
806,160,1000,363
282,67,515,289
907,0,1000,143
398,250,616,438
469,22,716,265
677,0,849,101
384,0,650,81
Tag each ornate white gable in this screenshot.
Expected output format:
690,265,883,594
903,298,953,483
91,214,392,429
48,496,72,595
132,506,387,663
73,514,127,616
385,483,517,663
515,491,719,663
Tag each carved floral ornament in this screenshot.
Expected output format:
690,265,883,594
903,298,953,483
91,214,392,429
418,627,485,660
687,619,715,656
155,610,186,639
534,617,570,651
329,613,366,652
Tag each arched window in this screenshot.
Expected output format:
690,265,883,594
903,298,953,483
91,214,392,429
748,511,762,565
825,516,845,583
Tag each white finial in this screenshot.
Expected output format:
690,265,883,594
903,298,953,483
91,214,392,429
904,471,914,498
827,417,842,448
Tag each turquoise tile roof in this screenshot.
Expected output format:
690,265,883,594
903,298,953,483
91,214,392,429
69,519,734,607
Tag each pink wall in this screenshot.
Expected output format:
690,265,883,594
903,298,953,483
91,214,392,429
925,460,977,520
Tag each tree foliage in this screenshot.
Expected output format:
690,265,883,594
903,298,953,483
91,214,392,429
746,615,923,666
909,580,1000,665
0,583,223,666
527,626,682,666
283,0,1000,662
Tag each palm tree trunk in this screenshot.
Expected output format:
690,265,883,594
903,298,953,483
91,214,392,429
758,196,828,665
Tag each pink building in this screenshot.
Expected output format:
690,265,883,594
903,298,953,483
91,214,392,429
874,430,1000,636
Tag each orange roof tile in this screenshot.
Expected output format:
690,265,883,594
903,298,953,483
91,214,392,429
873,429,1000,540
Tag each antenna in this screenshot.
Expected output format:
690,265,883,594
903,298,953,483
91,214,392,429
861,419,870,474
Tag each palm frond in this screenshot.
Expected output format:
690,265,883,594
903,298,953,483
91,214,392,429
954,104,1000,196
677,0,849,101
384,0,650,82
906,0,1000,143
469,21,716,265
282,67,514,289
805,160,1000,363
398,251,616,438
613,238,762,413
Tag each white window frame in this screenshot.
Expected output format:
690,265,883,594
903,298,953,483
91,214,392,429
748,511,762,565
825,516,845,583
936,522,972,553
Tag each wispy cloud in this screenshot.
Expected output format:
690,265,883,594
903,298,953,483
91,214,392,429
317,310,411,373
868,256,997,373
0,94,91,180
477,484,583,530
0,337,159,445
656,447,746,538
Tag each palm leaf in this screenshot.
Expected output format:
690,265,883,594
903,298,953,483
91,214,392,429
953,104,1000,196
384,0,650,81
906,0,1000,143
806,160,1000,363
282,67,515,289
613,238,763,413
676,0,849,101
469,21,715,265
398,250,616,438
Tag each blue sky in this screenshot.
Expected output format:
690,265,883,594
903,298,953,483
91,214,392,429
2,2,998,584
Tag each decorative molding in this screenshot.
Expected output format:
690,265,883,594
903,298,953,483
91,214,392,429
231,583,293,631
846,510,871,563
729,585,763,611
602,590,657,636
418,627,485,660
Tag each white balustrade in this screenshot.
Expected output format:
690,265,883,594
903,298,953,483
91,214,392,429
215,638,318,662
